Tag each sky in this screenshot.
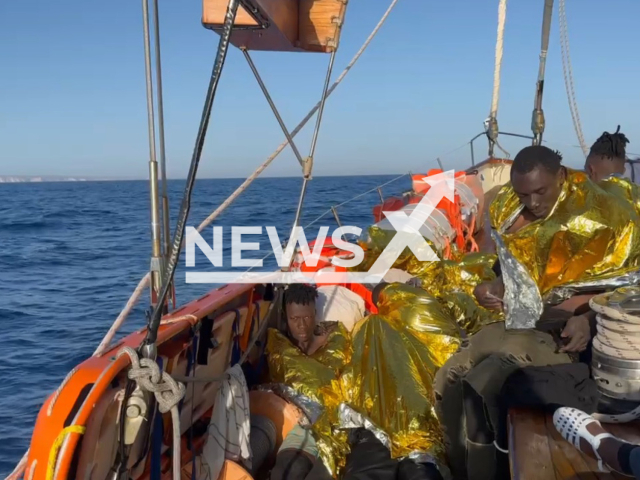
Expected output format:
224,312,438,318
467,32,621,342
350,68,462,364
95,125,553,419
1,0,639,179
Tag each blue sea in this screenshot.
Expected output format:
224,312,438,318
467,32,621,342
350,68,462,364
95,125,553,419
0,174,410,476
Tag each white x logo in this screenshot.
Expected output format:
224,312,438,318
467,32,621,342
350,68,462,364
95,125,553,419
364,170,456,280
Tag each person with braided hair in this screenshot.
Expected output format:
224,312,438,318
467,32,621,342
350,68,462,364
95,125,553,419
584,126,638,182
585,126,640,215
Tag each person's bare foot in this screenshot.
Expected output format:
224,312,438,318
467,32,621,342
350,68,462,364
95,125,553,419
579,420,625,472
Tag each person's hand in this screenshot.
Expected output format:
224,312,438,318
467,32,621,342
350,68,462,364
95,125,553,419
559,314,591,353
473,278,504,311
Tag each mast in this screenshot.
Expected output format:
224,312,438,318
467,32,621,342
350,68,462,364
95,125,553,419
531,0,554,146
151,0,172,269
141,0,163,306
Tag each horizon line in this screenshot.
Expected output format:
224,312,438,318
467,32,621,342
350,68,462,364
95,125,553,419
0,172,412,183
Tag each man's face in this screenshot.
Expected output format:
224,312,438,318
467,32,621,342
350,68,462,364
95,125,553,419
286,302,316,345
511,165,565,219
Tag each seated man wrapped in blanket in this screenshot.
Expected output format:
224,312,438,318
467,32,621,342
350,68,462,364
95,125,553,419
434,146,640,480
263,283,460,479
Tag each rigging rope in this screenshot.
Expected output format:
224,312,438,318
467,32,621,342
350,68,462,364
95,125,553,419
558,0,588,156
6,455,28,480
490,0,507,122
486,0,508,158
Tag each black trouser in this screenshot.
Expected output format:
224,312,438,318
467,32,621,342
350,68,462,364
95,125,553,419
270,449,332,480
270,429,443,480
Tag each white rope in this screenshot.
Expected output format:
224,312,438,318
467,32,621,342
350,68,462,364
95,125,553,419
47,368,78,416
5,455,29,480
26,460,36,480
93,274,150,357
486,0,511,158
490,0,507,119
590,300,640,360
117,347,186,480
558,0,588,156
593,403,640,425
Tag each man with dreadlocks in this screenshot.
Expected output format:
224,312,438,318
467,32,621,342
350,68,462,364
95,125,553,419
585,126,637,182
434,145,640,480
585,126,640,215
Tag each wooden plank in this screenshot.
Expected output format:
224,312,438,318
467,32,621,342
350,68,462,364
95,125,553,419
299,0,347,52
509,409,557,480
202,0,259,26
511,410,640,480
202,0,299,52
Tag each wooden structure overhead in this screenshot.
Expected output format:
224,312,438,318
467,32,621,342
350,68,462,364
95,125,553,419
203,0,348,53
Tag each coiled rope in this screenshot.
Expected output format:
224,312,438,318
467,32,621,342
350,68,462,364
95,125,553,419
588,295,640,424
558,0,588,156
590,298,640,361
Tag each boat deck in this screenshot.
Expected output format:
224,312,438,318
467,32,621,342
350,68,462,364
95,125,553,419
509,409,640,480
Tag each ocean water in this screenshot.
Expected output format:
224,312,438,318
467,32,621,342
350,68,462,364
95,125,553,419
0,174,410,476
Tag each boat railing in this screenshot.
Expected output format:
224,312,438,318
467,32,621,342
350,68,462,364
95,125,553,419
468,130,535,165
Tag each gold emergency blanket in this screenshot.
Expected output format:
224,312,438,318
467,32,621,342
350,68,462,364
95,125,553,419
355,224,497,294
401,253,500,334
266,323,350,413
490,169,640,297
599,175,640,217
339,284,461,460
355,221,500,333
353,225,442,273
265,324,351,475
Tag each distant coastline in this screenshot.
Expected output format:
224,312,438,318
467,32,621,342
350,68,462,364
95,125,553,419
0,175,125,183
0,176,89,183
0,173,402,183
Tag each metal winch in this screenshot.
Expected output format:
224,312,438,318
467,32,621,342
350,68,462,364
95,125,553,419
591,287,640,404
592,349,640,402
